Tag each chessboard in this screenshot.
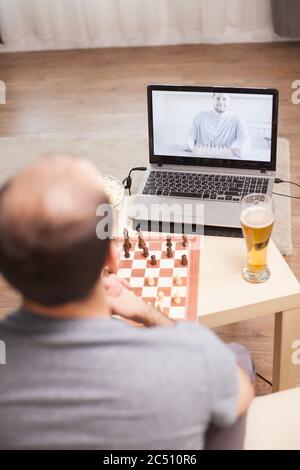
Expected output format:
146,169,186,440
117,232,201,321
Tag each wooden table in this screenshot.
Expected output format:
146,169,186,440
198,236,300,392
117,202,300,392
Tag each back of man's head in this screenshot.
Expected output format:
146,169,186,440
0,154,111,306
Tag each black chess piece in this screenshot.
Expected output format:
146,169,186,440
150,255,157,266
181,254,188,265
143,246,149,258
166,235,172,248
166,246,173,258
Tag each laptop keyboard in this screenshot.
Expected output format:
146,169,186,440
142,171,269,202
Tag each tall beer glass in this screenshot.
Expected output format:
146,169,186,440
241,194,274,283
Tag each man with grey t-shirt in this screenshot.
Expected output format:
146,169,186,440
0,155,254,450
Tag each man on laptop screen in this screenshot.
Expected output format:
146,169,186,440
184,93,250,158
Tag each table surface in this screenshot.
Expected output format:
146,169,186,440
199,236,300,327
117,199,300,328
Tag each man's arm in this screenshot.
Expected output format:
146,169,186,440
236,365,255,416
231,116,251,157
184,116,198,151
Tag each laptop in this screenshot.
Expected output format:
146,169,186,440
129,85,278,231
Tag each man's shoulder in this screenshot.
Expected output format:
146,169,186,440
194,111,211,122
229,113,245,125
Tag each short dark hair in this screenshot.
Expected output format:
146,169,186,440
0,159,112,306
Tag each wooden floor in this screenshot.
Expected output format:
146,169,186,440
1,42,300,394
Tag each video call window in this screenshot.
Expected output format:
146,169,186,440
152,91,274,162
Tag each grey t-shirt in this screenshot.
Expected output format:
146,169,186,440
0,310,238,450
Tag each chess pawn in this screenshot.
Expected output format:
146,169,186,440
166,246,173,258
182,235,188,247
181,254,188,265
150,255,157,266
166,235,172,248
146,277,155,286
143,246,149,258
174,275,182,286
173,289,181,305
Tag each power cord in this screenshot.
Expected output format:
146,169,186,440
122,167,147,196
256,372,272,388
274,177,300,189
273,177,300,200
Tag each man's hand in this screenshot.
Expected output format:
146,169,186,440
103,275,174,328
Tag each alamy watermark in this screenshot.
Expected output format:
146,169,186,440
0,340,6,365
291,80,300,104
0,80,6,104
291,339,300,366
96,197,205,242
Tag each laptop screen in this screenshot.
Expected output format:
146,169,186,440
148,86,278,171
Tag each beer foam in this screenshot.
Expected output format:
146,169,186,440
241,205,274,228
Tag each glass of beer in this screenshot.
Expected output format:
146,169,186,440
240,193,274,283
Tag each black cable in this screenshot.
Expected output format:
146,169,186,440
275,177,300,189
256,372,272,388
122,167,147,196
273,177,300,200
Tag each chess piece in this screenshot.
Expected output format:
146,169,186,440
181,254,188,265
182,235,188,247
150,255,157,266
123,239,131,251
173,290,181,305
174,275,182,286
123,228,131,249
146,277,155,286
166,246,173,258
137,228,145,249
166,235,172,248
142,246,149,258
124,248,130,259
156,291,165,312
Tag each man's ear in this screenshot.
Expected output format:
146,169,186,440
104,239,119,274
